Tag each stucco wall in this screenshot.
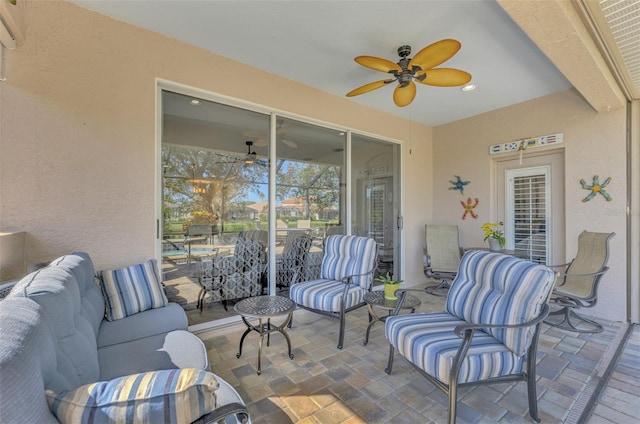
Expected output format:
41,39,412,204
0,0,432,284
433,89,627,322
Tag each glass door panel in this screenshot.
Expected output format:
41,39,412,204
351,134,401,283
161,91,270,326
273,117,346,293
159,88,403,328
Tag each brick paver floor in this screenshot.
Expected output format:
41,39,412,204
199,283,634,423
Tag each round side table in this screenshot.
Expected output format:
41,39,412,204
363,291,421,345
234,295,296,375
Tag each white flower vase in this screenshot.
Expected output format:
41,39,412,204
488,238,501,252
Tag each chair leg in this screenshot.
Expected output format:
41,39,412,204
337,306,346,350
385,344,395,374
545,306,603,333
448,379,458,424
197,289,206,312
527,359,541,423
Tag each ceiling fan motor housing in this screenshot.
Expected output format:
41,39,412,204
397,45,411,57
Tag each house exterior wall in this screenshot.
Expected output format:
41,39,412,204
0,0,432,285
433,89,628,322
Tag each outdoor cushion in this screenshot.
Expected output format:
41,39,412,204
445,250,556,356
97,302,187,348
98,259,168,321
289,279,366,312
98,330,209,381
46,368,218,424
385,312,524,385
321,235,377,288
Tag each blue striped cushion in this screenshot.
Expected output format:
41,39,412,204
321,235,377,289
386,312,524,384
445,251,556,356
289,279,366,312
98,259,168,321
46,368,218,424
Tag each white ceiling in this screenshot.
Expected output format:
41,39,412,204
70,0,573,127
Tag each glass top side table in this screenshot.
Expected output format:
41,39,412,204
363,291,421,345
234,295,296,375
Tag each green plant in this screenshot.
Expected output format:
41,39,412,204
375,272,403,285
482,222,505,247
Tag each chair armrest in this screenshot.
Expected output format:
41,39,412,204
453,304,550,338
422,248,431,268
191,402,249,424
557,268,608,278
553,266,608,287
339,263,377,286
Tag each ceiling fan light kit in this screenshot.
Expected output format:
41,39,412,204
346,39,472,107
244,141,257,164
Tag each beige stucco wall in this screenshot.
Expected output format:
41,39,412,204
0,1,433,284
433,89,628,322
0,231,25,281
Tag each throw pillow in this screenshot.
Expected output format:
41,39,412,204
98,259,168,321
46,368,218,424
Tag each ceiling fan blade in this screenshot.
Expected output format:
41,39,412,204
416,68,472,87
346,79,394,97
409,39,461,71
354,56,402,73
281,139,298,148
254,138,267,147
393,81,416,107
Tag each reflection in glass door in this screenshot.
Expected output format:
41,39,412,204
161,91,270,328
351,134,401,282
159,86,402,330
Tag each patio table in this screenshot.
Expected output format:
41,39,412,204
234,295,296,375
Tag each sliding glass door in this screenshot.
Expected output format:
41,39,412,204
159,87,402,328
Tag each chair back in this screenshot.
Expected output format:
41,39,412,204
562,231,614,299
239,230,268,246
446,250,556,356
321,235,378,289
425,225,461,273
282,233,313,261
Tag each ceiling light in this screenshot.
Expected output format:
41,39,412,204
245,141,257,164
189,99,201,105
461,84,477,92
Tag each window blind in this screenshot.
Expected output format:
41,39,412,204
512,174,548,264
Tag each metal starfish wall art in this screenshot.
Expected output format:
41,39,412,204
461,197,479,220
449,175,470,195
580,175,612,202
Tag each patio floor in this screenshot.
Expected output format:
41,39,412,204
197,283,639,423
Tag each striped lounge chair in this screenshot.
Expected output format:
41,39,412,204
385,250,557,424
290,235,378,349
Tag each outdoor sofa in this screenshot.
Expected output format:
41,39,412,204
0,252,248,423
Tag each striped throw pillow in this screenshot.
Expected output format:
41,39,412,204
98,259,168,321
46,368,218,424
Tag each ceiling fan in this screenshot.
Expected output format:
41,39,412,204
243,119,298,148
244,141,257,164
346,39,472,107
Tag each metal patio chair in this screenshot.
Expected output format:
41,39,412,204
545,230,615,333
423,224,463,296
386,250,557,424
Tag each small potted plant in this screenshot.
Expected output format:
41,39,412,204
376,272,404,301
482,222,505,251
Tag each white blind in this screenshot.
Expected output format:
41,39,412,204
511,173,548,263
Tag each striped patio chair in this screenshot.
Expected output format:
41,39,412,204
290,235,378,349
385,250,557,424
